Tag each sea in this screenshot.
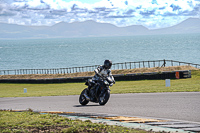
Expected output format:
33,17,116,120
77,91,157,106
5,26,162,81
0,33,200,70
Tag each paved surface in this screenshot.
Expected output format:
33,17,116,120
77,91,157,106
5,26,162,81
1,92,200,123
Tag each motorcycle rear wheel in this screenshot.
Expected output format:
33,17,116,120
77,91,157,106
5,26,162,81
98,90,110,105
79,89,89,105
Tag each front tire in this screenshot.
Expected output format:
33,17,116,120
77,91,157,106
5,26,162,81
98,90,110,105
79,89,89,105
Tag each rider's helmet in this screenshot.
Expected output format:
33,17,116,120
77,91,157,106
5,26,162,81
104,60,112,69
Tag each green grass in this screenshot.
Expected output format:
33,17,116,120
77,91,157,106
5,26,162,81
0,83,85,97
0,110,147,133
0,70,200,97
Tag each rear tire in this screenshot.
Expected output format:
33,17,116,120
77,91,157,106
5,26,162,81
79,89,89,105
98,90,110,105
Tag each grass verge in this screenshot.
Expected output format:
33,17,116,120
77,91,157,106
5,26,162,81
0,110,149,133
0,70,199,97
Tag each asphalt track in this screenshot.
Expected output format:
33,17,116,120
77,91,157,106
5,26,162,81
0,92,200,123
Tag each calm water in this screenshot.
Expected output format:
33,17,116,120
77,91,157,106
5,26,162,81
0,34,200,70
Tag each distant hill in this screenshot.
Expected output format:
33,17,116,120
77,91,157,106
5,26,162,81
0,18,200,39
152,18,200,34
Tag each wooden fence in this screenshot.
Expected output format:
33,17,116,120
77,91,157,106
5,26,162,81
0,59,200,75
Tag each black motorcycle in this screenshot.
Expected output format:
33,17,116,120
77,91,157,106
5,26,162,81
79,76,115,105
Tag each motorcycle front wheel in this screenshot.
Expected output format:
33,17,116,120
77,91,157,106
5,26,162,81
98,90,110,105
79,88,89,105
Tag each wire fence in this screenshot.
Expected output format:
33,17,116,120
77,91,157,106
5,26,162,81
0,59,200,75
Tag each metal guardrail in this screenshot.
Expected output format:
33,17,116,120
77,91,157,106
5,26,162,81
0,59,200,75
112,60,200,70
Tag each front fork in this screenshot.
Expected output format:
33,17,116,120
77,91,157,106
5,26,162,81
83,88,90,101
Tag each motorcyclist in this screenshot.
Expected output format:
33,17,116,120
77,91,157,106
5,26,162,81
84,60,114,100
93,60,113,82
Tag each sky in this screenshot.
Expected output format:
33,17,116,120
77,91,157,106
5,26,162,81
0,0,199,29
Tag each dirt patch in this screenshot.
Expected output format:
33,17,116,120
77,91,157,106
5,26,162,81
0,65,198,79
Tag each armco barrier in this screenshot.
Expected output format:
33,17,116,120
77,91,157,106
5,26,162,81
114,70,191,81
0,70,191,84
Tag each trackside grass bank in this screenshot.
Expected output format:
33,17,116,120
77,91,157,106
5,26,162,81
0,66,198,79
0,70,199,97
0,110,149,133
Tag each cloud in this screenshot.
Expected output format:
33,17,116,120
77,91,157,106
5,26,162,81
0,0,199,29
